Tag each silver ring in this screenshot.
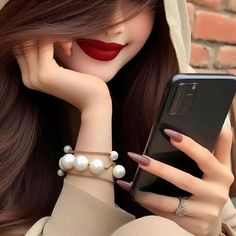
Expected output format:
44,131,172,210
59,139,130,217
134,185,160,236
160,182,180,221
175,197,187,216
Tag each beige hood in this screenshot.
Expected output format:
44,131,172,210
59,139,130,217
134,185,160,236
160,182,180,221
164,0,192,72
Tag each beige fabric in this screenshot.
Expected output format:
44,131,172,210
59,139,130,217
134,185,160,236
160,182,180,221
0,0,8,9
1,0,236,235
26,179,134,236
111,215,193,236
164,0,191,72
221,199,236,235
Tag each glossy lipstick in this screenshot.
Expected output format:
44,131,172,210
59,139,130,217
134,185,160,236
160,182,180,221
77,39,125,61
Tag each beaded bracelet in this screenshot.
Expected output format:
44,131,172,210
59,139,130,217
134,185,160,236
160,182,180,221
57,145,126,179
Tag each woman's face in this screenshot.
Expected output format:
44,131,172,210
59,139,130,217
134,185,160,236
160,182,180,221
54,6,155,82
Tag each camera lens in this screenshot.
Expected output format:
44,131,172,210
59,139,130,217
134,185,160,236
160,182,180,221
169,84,186,115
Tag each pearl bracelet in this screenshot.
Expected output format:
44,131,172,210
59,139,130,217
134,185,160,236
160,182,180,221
57,145,126,179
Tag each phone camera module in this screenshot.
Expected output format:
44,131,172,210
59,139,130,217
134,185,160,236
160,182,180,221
192,84,197,90
169,83,198,115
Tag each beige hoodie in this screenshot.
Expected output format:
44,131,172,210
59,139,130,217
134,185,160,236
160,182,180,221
1,0,236,235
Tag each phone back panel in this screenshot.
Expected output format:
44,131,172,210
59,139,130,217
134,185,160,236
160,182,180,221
130,74,236,198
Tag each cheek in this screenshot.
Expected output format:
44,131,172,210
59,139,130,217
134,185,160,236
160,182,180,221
128,11,155,44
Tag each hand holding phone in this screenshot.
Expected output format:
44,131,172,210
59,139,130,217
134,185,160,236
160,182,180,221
130,73,236,199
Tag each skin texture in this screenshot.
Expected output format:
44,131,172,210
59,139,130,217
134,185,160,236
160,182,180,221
13,4,234,236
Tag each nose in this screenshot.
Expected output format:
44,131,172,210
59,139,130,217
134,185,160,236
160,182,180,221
105,23,124,36
105,6,125,36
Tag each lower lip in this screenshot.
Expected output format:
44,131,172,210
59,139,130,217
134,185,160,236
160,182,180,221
78,41,124,61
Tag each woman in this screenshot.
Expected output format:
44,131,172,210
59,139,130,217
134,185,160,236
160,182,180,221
0,0,235,235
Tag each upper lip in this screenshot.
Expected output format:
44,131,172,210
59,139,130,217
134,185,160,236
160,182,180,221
78,39,126,50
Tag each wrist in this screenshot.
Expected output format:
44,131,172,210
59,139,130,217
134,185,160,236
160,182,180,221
75,83,112,113
75,101,112,153
81,102,112,122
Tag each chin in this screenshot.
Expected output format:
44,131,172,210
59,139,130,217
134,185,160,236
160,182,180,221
82,68,120,83
94,73,115,83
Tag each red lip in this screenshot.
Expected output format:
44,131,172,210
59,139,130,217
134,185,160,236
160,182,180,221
77,39,125,61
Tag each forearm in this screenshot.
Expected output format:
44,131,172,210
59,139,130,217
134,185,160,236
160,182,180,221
75,103,113,152
65,101,115,206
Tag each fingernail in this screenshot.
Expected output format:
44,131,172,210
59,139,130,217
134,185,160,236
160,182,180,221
164,129,183,142
127,152,150,166
116,180,132,192
223,116,230,127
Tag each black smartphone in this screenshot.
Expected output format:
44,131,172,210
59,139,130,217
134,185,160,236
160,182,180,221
130,73,236,199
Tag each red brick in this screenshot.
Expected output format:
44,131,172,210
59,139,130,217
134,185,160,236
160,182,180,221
187,3,195,33
188,0,221,10
227,0,236,13
193,11,236,43
215,46,236,68
190,43,211,67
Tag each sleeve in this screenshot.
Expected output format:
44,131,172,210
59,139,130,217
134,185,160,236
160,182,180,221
25,179,134,236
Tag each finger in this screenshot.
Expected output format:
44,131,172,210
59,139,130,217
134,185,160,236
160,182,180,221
22,40,39,87
135,191,219,220
38,40,55,68
164,129,222,178
116,180,132,192
13,45,32,88
214,117,232,167
138,156,209,197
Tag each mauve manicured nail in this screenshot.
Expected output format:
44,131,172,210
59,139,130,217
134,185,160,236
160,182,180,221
164,129,183,142
127,152,150,166
116,180,132,192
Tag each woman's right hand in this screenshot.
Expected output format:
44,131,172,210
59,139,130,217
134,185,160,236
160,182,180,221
13,40,112,112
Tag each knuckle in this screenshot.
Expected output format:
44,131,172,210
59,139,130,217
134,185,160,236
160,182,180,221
22,78,33,89
22,81,33,89
220,168,235,186
226,172,234,185
38,71,47,82
205,206,220,222
214,190,228,205
198,221,214,236
219,125,233,141
38,70,52,85
197,223,210,236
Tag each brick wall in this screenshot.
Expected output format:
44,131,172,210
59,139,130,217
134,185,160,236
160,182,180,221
187,0,236,75
187,0,236,198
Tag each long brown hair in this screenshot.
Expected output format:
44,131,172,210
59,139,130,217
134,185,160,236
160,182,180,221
0,0,178,232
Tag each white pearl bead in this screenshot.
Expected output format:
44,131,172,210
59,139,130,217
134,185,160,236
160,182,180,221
109,151,118,161
63,145,72,153
113,165,126,178
74,155,89,171
59,158,67,171
61,154,75,170
57,169,65,176
89,159,105,174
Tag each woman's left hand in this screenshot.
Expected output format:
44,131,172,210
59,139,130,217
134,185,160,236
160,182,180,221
118,122,234,236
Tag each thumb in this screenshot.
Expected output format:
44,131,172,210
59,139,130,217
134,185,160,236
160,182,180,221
213,116,232,168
